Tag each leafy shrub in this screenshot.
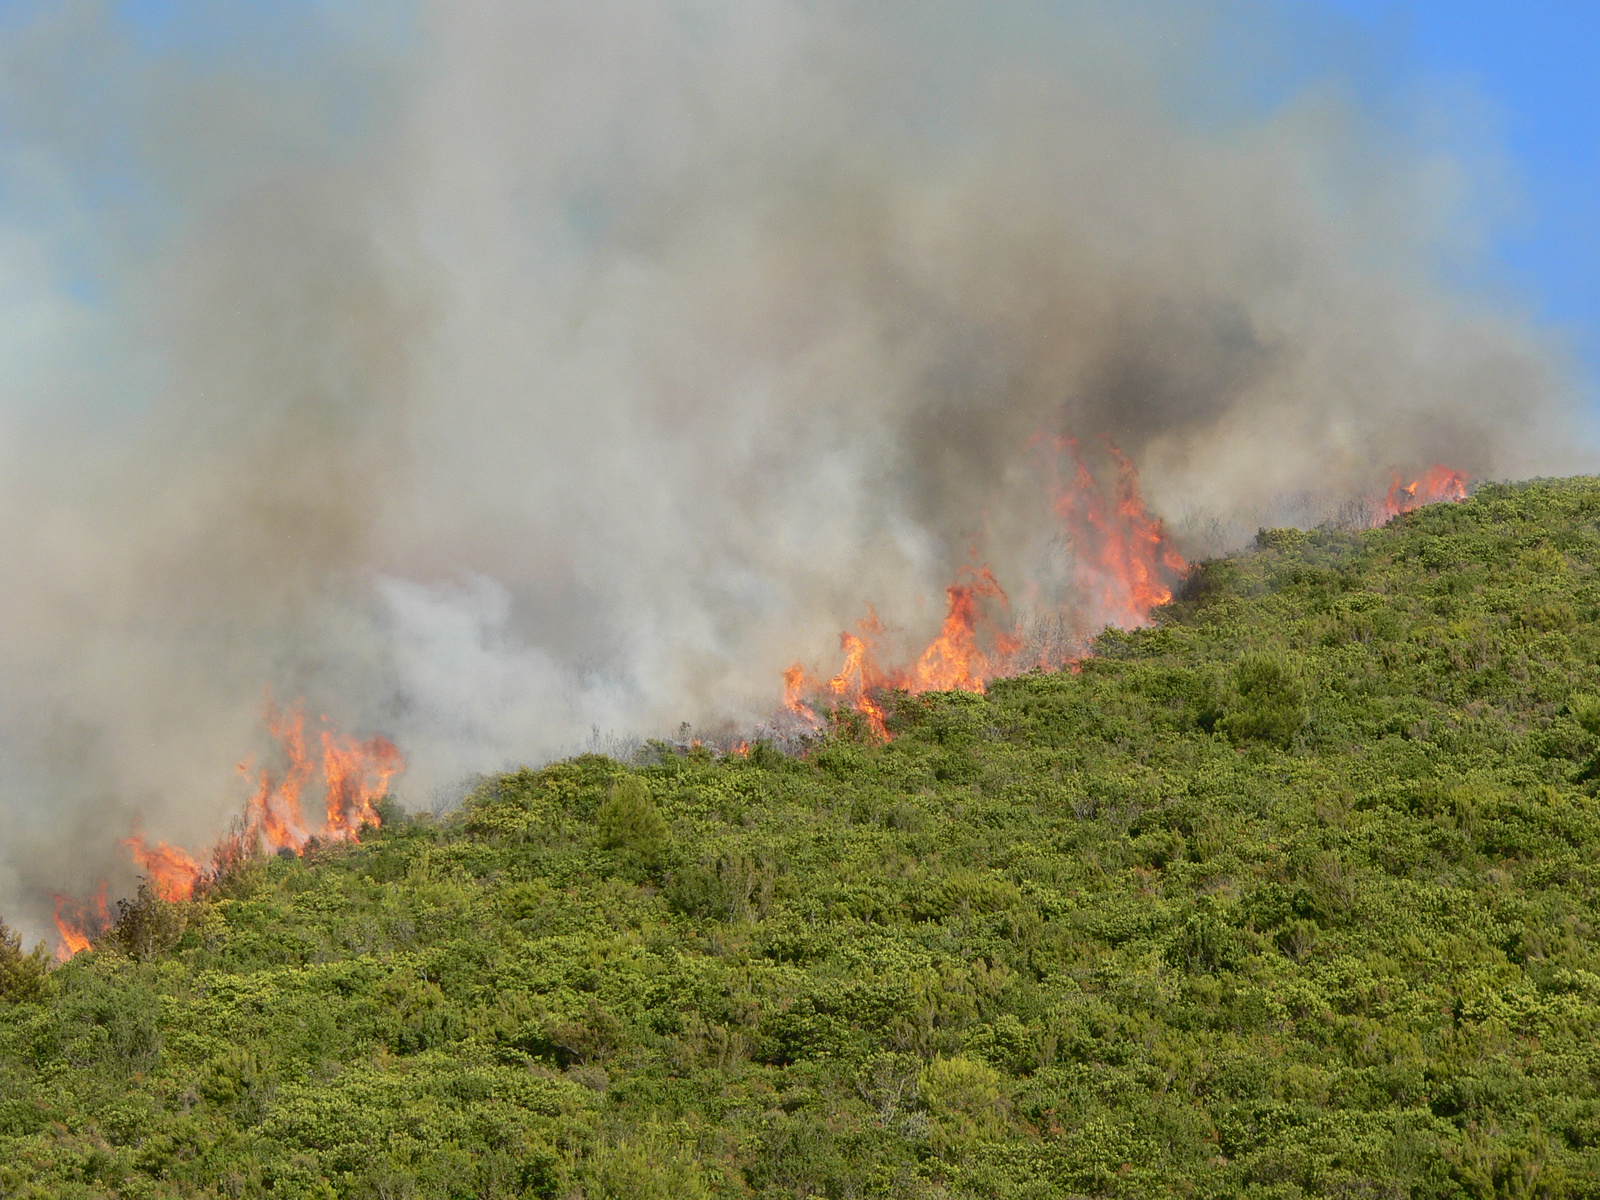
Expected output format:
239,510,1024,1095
596,775,669,875
0,918,48,1004
108,885,190,961
1219,654,1308,746
918,1054,1010,1148
198,1046,277,1125
582,1123,713,1200
914,868,1022,921
665,854,776,921
1165,908,1243,973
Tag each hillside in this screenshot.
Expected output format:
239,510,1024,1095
4,477,1600,1199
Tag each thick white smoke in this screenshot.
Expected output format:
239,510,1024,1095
0,0,1592,938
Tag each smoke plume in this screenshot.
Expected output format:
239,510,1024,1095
0,0,1591,938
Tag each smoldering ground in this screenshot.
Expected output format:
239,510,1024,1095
0,0,1591,939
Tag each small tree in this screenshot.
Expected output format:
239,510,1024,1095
584,1121,713,1200
0,917,51,1004
918,1055,1010,1150
597,776,670,877
1220,654,1308,748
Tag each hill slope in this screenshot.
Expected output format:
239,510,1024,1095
5,478,1600,1199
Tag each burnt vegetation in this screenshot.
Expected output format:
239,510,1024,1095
6,478,1600,1197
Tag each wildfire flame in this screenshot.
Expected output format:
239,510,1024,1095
242,701,403,855
51,884,110,963
1047,436,1187,630
1379,465,1469,522
783,663,825,730
124,835,208,903
783,436,1185,741
824,612,894,742
910,567,1021,694
51,700,404,960
322,727,405,839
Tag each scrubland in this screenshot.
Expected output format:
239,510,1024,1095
4,478,1600,1198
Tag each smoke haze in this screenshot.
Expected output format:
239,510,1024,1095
0,0,1592,938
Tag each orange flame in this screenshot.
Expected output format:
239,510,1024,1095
49,700,404,960
780,435,1183,740
825,616,893,742
1048,437,1186,630
909,566,1019,694
244,701,315,853
789,570,1018,742
781,663,825,729
1379,465,1469,522
52,884,110,962
321,728,404,840
242,700,403,853
125,835,208,902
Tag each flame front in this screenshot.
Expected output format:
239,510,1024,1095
825,616,893,742
125,836,208,902
782,435,1185,741
51,701,404,961
909,567,1018,695
1048,437,1187,630
321,728,404,840
52,884,110,962
243,700,403,854
244,701,316,853
1380,465,1469,522
782,663,822,725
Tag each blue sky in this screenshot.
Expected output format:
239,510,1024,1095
1310,1,1600,383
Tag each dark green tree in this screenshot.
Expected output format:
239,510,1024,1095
0,917,48,1004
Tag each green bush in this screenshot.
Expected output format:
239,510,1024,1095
596,775,669,874
3,477,1600,1195
1219,653,1308,746
918,1055,1011,1148
582,1123,713,1200
0,918,48,1004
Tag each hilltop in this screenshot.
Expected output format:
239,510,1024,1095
4,477,1600,1198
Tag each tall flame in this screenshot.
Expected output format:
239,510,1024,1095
909,567,1020,694
51,884,110,962
824,612,894,742
51,700,404,960
1047,437,1187,631
1379,465,1469,522
782,663,821,724
242,700,403,854
781,436,1185,741
321,727,405,840
243,701,316,853
786,567,1025,741
124,835,207,903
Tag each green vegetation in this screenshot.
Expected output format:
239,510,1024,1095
6,476,1600,1198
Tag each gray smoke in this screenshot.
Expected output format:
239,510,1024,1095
0,0,1592,940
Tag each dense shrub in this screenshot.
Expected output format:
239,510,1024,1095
3,478,1600,1195
596,775,670,876
0,919,48,1004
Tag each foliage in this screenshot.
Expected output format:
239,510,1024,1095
5,478,1600,1196
0,919,48,1005
595,775,670,878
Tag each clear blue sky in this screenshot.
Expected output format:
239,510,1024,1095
1310,1,1600,381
